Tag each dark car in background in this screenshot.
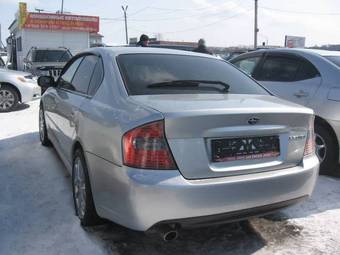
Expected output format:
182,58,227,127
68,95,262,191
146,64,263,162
23,47,72,80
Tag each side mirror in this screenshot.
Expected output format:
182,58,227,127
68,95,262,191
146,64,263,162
38,76,56,88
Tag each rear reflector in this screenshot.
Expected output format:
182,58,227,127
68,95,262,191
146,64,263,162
122,120,177,170
304,116,315,156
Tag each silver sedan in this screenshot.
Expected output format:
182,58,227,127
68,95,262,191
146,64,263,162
231,49,340,174
38,47,318,238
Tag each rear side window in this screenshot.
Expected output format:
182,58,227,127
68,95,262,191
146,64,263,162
33,50,72,63
88,58,104,96
295,60,320,80
232,56,261,76
117,54,268,96
71,55,98,94
258,56,300,82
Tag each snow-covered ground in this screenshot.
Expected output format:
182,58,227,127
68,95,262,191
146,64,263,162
1,101,340,255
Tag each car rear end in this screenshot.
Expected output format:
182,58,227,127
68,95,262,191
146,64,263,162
93,50,319,231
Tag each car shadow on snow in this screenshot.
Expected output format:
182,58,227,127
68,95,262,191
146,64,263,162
13,103,30,112
84,220,266,255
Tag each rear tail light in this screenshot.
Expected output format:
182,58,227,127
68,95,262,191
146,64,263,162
122,120,177,170
304,116,315,156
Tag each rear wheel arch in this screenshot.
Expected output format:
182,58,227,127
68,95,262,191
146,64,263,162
315,115,339,151
72,141,84,160
72,141,93,182
71,141,101,225
0,82,22,102
315,115,339,172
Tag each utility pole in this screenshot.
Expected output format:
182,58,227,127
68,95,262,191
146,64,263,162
254,0,259,49
61,0,64,14
122,5,128,45
0,23,2,51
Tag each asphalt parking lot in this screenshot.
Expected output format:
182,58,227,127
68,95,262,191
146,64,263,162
1,100,340,255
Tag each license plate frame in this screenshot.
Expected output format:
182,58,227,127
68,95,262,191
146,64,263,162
211,135,280,162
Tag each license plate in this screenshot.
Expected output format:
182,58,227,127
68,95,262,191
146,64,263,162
211,136,280,162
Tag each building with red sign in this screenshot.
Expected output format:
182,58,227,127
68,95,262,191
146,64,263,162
7,2,100,70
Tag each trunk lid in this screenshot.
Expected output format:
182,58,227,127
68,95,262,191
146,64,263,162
131,94,313,179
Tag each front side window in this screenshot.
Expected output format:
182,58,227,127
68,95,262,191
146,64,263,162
71,55,98,94
233,56,261,76
117,54,268,96
59,57,83,91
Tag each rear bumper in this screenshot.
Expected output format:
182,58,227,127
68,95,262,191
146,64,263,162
158,196,307,229
87,153,319,231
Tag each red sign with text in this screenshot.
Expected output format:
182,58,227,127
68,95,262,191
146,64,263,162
23,12,99,33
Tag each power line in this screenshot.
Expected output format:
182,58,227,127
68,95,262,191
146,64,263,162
102,1,249,23
260,5,340,16
129,8,253,35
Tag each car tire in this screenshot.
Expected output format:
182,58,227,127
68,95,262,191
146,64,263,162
72,149,101,226
39,106,51,146
315,123,338,174
0,84,19,112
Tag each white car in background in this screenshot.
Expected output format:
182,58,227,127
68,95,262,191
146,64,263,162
231,48,340,174
0,63,41,112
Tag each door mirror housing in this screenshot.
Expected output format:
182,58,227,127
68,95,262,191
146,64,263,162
38,76,56,88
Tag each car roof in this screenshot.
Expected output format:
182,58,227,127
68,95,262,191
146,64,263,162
32,47,69,51
89,46,217,59
255,48,340,57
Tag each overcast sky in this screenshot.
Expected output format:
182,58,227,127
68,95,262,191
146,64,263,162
1,0,340,47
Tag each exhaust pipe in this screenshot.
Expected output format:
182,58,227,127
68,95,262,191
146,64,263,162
155,224,179,241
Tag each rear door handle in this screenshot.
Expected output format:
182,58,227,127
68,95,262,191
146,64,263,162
294,90,309,98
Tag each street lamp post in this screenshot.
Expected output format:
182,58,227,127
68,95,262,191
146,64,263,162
122,6,129,45
61,0,64,13
254,0,259,49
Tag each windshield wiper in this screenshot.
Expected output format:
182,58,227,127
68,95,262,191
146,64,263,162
147,80,230,93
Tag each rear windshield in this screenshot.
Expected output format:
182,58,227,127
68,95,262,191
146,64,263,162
117,54,269,96
33,50,72,63
325,56,340,68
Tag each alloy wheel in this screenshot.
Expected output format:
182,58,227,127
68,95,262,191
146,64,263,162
73,157,87,219
0,89,15,111
315,133,327,163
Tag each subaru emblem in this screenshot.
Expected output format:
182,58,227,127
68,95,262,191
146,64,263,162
248,117,259,125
